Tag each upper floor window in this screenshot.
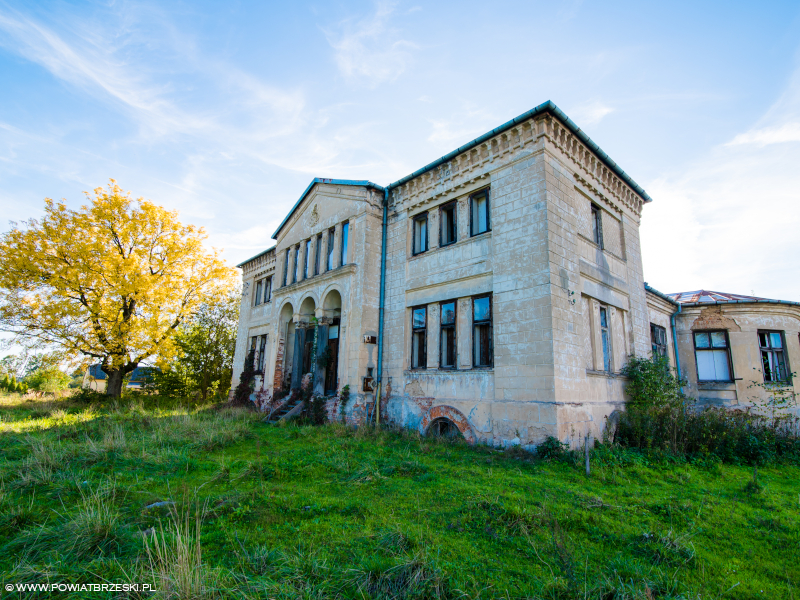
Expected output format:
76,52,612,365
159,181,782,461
440,301,456,369
413,213,428,255
314,233,322,276
254,279,263,306
282,250,289,287
263,276,272,303
599,306,611,372
473,295,493,367
759,331,788,382
304,239,312,279
411,307,427,369
327,228,335,271
440,202,457,246
470,189,490,236
293,245,300,283
694,331,731,382
254,277,272,305
591,203,604,248
650,323,667,359
341,222,350,265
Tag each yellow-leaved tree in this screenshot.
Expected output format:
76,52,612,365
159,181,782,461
0,181,236,397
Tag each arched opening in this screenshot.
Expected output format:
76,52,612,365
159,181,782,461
279,302,295,391
322,289,342,395
297,297,317,378
427,418,464,440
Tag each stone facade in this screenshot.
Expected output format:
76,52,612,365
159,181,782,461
231,102,800,447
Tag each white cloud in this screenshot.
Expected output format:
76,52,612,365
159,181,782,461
727,122,800,146
324,1,417,84
567,101,614,127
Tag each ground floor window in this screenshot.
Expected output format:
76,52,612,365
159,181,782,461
473,295,492,367
411,307,427,369
694,330,732,381
440,301,456,368
759,331,788,382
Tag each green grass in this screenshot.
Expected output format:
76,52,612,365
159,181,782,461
1,391,799,599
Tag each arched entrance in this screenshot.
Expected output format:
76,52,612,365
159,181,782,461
428,418,464,440
278,302,294,391
420,405,476,444
296,297,317,386
322,289,342,395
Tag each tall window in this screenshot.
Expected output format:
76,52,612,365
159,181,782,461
473,295,492,367
599,306,611,372
411,307,427,369
440,301,456,369
263,276,272,303
282,250,289,286
650,323,667,358
591,204,604,248
340,222,349,265
315,233,322,275
249,336,257,364
470,189,490,236
254,279,263,306
440,202,457,246
693,331,731,381
759,331,788,382
327,228,335,271
257,335,267,372
293,245,300,283
304,239,312,279
413,213,428,255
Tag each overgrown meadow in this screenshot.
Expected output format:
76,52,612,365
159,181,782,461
0,392,798,599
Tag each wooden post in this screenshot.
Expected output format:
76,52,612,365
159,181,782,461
585,433,591,477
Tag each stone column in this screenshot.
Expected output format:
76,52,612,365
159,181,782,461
291,326,306,389
427,303,439,369
314,323,329,396
298,240,307,281
457,297,472,369
457,197,469,242
428,209,439,249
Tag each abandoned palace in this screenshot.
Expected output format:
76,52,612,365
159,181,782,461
230,100,800,448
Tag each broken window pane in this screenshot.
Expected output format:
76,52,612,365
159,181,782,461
650,323,667,358
759,330,788,382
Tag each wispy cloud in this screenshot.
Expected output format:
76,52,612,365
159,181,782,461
324,1,417,84
727,122,800,146
567,101,614,127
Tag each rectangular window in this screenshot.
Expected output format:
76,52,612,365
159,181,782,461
599,306,611,372
254,279,263,306
440,202,457,246
591,204,604,248
315,234,322,275
249,336,257,363
412,213,428,255
440,301,456,369
257,335,267,372
411,306,427,369
340,222,349,265
263,276,272,303
470,189,490,236
282,250,289,286
304,239,312,279
327,228,335,271
694,331,731,381
650,323,667,358
759,331,788,382
293,245,300,283
473,295,492,367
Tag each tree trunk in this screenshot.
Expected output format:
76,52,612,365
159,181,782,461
105,369,125,398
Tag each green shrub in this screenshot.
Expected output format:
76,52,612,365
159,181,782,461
25,367,71,394
535,436,568,460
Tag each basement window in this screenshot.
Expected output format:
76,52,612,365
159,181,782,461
470,189,490,236
413,213,428,255
440,202,457,246
411,307,427,369
650,323,667,359
759,331,788,383
473,295,493,368
694,331,732,382
440,301,456,369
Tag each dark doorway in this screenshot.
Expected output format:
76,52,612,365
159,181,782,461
325,318,340,395
428,418,463,440
302,335,314,376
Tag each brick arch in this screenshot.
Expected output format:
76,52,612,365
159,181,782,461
420,405,476,444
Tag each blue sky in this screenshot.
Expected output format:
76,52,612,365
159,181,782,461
1,0,799,300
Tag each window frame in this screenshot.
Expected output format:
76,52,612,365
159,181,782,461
758,330,790,383
340,221,350,265
263,276,272,303
293,245,300,284
599,306,612,372
469,188,491,237
327,228,335,271
472,294,493,368
412,212,429,256
304,239,312,279
282,250,289,286
410,306,427,370
650,323,668,359
439,201,457,247
254,279,263,306
314,233,322,276
439,300,457,369
591,203,604,248
257,334,267,373
692,330,733,383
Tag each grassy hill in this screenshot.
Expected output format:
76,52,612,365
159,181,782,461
0,392,798,599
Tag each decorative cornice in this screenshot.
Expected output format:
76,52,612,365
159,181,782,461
240,248,276,276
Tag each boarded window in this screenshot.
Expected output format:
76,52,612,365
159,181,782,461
651,323,667,358
340,222,349,265
470,190,490,236
440,301,456,368
411,307,427,369
473,295,492,367
694,331,731,381
413,213,428,255
440,202,457,246
758,331,788,382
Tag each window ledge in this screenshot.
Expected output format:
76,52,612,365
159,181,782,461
404,368,494,375
407,231,492,263
586,369,627,379
697,381,736,389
